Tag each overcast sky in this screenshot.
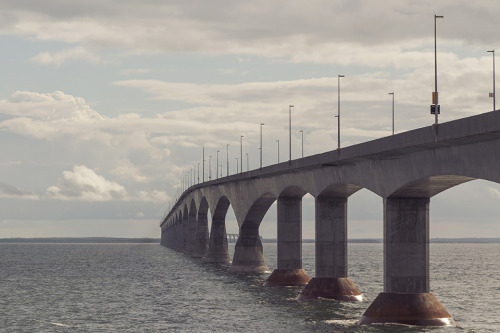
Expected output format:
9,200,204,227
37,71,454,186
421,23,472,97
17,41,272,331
1,0,500,239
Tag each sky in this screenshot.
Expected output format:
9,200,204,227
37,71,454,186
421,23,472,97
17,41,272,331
1,0,500,239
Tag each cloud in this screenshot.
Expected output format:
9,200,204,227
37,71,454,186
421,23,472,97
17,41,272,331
46,165,127,201
29,46,101,66
0,183,39,200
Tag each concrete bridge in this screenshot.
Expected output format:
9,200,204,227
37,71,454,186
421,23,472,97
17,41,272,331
160,109,500,327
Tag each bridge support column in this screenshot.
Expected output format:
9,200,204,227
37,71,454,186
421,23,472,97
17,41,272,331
298,197,365,301
186,213,197,255
265,197,311,286
204,217,231,263
192,213,209,258
358,198,455,326
230,224,269,273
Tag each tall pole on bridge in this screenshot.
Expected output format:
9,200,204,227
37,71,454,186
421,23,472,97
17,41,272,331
276,139,280,163
197,163,200,184
216,150,220,180
209,155,212,180
260,123,264,169
246,152,249,171
389,92,395,135
337,75,344,150
226,144,229,176
235,157,238,173
202,147,205,183
289,105,294,163
434,14,444,127
488,50,496,111
240,135,244,174
299,130,304,157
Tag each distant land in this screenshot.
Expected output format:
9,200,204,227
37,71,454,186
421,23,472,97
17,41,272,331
1,237,499,244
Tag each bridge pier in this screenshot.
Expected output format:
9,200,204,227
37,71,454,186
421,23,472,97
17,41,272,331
298,197,365,301
191,212,209,258
265,196,311,286
358,198,455,326
204,217,231,263
230,224,269,273
186,211,197,255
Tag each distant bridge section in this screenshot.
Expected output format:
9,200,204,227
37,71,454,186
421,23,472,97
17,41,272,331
160,110,500,326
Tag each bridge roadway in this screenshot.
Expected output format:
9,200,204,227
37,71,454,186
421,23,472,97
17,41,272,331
160,109,500,327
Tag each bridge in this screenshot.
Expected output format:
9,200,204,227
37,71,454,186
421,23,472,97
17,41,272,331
160,109,500,327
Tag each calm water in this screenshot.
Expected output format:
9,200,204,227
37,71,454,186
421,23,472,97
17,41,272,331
1,242,499,332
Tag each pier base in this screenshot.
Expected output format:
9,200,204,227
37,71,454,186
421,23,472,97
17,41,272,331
296,277,366,301
357,292,455,326
264,269,311,287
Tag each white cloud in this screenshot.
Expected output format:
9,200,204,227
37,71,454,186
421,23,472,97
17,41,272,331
30,46,101,66
46,165,127,201
0,183,39,200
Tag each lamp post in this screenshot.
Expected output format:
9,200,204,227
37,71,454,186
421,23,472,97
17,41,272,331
337,75,345,149
260,123,264,169
389,92,395,135
433,15,444,126
240,135,244,174
235,157,239,173
197,163,200,184
216,150,220,180
246,152,249,171
226,144,229,176
209,155,212,180
289,105,294,163
202,147,205,183
488,50,496,111
299,130,304,157
276,139,279,163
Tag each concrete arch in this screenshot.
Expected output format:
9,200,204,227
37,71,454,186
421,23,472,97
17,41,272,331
204,196,232,263
318,183,363,198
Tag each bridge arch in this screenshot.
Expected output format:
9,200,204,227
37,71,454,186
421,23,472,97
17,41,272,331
204,196,232,263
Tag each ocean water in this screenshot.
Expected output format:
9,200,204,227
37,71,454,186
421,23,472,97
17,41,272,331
1,242,499,332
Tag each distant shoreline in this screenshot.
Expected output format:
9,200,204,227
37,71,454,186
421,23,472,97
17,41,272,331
1,237,500,244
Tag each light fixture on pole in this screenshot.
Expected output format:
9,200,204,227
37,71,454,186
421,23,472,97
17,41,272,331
226,144,229,176
432,15,444,125
260,123,264,169
289,105,294,163
240,135,244,174
488,50,496,111
216,150,220,180
336,75,345,150
389,92,395,135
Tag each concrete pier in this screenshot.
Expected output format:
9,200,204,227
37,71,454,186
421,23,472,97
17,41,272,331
191,211,209,258
230,224,268,273
204,217,231,264
298,197,365,301
358,198,455,326
265,196,311,286
186,208,197,255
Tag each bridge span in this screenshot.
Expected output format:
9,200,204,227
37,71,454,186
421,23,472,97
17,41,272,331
160,110,500,326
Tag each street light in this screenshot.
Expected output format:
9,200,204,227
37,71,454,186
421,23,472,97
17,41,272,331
299,130,304,158
389,92,395,135
197,163,200,184
240,135,244,174
209,155,212,180
260,123,264,169
336,75,345,149
202,147,205,182
289,105,294,163
226,144,229,176
216,150,220,180
433,15,444,126
488,50,496,111
276,139,280,163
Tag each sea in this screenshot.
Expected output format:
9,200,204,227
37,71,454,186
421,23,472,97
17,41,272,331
1,242,499,332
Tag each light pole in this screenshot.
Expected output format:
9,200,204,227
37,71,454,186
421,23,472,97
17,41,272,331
289,105,294,163
260,123,264,169
202,147,205,182
246,152,249,171
240,135,244,174
299,130,304,157
488,50,496,111
226,144,229,176
337,75,345,149
433,15,444,126
209,155,212,180
220,165,222,178
216,150,220,180
197,163,200,184
389,92,395,135
235,157,239,173
276,139,280,163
